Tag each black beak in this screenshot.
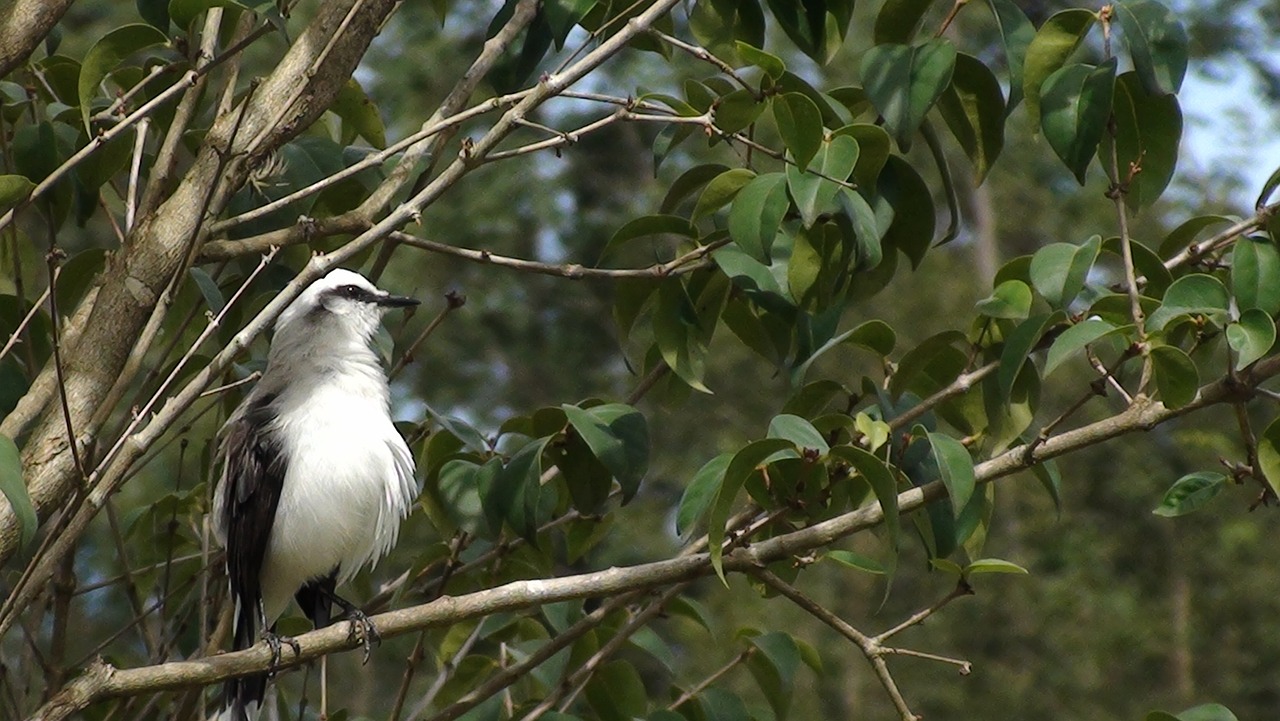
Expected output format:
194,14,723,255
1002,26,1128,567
376,293,420,308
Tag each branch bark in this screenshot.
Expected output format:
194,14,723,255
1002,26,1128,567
0,0,75,79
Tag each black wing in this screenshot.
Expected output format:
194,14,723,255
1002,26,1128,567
220,393,285,720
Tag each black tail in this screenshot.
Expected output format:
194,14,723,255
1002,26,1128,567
224,596,267,721
295,572,337,628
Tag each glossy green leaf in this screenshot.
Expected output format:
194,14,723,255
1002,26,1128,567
736,41,785,80
689,0,764,61
773,92,824,170
937,53,1006,183
825,549,886,574
1226,308,1275,371
873,0,934,44
653,278,726,393
693,168,756,221
486,437,550,541
708,438,796,581
861,39,957,149
1041,60,1117,183
677,452,733,537
891,330,966,399
0,175,35,213
786,134,858,227
1231,237,1280,315
767,414,829,455
1151,703,1238,721
1113,0,1188,96
545,0,597,47
1153,471,1226,517
331,78,387,149
926,430,975,514
1023,8,1097,129
169,0,259,29
975,279,1031,319
1107,72,1181,208
1032,458,1063,512
983,0,1035,111
729,172,789,261
1147,274,1230,331
661,164,730,213
562,403,649,502
1102,236,1173,298
188,267,225,313
1150,345,1198,409
78,24,169,130
1044,318,1129,376
1029,235,1101,309
55,248,106,313
965,558,1029,575
1256,165,1280,212
0,435,35,550
998,312,1061,402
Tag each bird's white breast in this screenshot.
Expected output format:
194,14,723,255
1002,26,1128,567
258,369,416,620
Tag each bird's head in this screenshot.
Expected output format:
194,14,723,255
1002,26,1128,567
275,268,419,341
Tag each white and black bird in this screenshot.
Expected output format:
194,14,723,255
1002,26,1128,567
212,268,420,720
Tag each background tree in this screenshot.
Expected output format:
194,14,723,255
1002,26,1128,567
1,1,1278,720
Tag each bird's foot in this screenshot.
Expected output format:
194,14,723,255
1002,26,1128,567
262,629,301,675
339,607,381,664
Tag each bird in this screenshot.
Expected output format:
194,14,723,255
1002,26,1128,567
211,268,421,721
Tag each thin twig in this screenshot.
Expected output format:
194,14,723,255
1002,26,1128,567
0,286,50,364
389,291,465,380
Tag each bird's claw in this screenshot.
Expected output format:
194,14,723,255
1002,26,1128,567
262,630,301,676
341,608,381,664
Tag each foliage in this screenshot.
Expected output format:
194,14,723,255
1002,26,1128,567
0,1,1278,720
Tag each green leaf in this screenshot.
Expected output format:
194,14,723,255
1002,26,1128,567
766,0,853,64
930,558,964,575
677,453,733,537
1040,60,1117,183
1226,308,1275,371
1147,274,1230,331
78,24,170,130
965,558,1029,575
54,248,106,313
926,430,975,514
561,403,649,503
1156,703,1239,721
937,53,1006,183
1231,237,1280,315
169,0,259,29
0,435,36,550
486,438,551,541
975,279,1031,320
786,134,858,228
824,549,886,574
773,92,824,171
1113,0,1188,96
1258,418,1280,502
1044,318,1128,376
833,124,891,189
1153,471,1227,517
735,41,785,80
1102,236,1173,298
790,319,896,385
693,168,756,221
714,88,765,134
331,78,387,149
829,446,900,562
1256,165,1280,213
890,330,967,399
998,312,1060,402
653,278,725,393
0,175,35,213
188,267,225,313
1149,345,1198,409
983,0,1035,111
1023,8,1097,129
767,414,829,455
1029,235,1101,308
708,439,796,582
745,631,800,721
713,246,790,307
873,0,934,44
600,214,695,265
728,172,789,261
861,39,957,149
584,661,648,721
1158,214,1237,259
1106,72,1181,208
878,156,935,268
545,0,597,47
661,164,731,213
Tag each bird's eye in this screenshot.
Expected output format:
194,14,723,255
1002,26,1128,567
341,284,363,298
